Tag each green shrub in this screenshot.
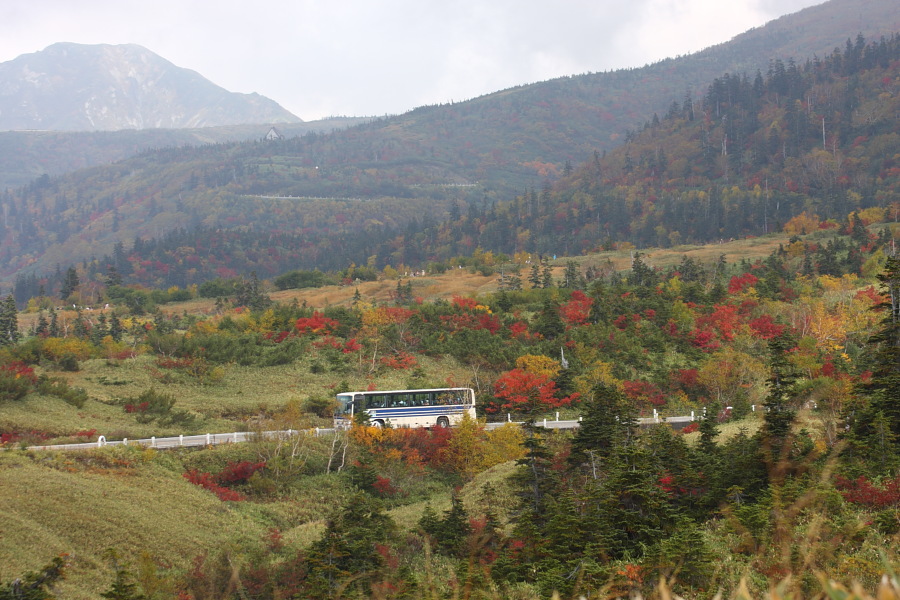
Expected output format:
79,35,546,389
36,376,88,408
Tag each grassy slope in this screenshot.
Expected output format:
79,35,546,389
0,233,802,596
0,449,267,599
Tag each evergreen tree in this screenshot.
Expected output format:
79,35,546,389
49,310,60,337
760,332,800,457
541,261,553,289
60,267,79,300
303,493,397,597
846,255,900,471
234,272,271,311
108,313,124,342
0,295,19,346
529,263,542,289
569,383,636,472
532,297,565,340
35,310,49,337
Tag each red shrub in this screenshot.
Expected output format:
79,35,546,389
295,311,339,335
217,461,266,485
834,475,900,508
183,469,245,502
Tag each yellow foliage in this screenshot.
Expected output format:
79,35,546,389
349,424,387,446
783,211,820,235
575,360,625,397
856,206,886,225
482,423,526,466
41,337,94,361
515,354,560,378
187,320,219,337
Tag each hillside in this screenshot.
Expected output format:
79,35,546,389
2,219,900,598
3,31,899,302
0,118,371,191
0,43,300,131
1,0,899,292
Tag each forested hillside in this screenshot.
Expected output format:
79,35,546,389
6,33,900,304
1,0,899,293
2,214,900,598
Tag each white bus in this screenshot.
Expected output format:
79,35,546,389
334,387,476,429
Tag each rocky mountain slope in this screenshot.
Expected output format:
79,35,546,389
0,42,300,131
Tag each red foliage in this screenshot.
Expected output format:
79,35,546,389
493,368,578,413
690,329,720,351
0,361,38,384
217,461,266,485
452,295,479,311
380,352,418,370
695,304,740,342
373,476,398,497
559,290,593,327
477,313,502,334
0,430,52,445
509,321,530,339
623,379,665,407
124,401,150,414
342,338,362,353
729,273,759,294
295,311,339,335
748,315,785,339
680,422,699,434
613,315,630,330
855,286,883,304
183,470,245,501
834,475,900,508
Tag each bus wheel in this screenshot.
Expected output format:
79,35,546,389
372,420,385,428
436,417,450,428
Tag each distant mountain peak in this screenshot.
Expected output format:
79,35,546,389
0,42,301,131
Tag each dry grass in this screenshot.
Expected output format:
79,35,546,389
0,449,268,600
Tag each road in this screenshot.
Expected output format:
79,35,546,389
23,416,696,452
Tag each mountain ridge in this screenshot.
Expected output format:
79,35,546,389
0,42,301,131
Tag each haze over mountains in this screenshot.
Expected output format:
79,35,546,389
0,42,300,131
0,0,899,292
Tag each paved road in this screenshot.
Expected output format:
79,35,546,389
24,416,696,452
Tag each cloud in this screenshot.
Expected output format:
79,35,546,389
0,0,825,120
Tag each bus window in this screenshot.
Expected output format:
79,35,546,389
390,393,412,407
368,394,387,409
413,393,431,406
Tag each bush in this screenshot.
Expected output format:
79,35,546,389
56,353,80,372
36,376,88,408
0,361,36,401
303,395,337,418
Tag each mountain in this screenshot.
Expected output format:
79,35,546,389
0,42,301,131
2,0,899,292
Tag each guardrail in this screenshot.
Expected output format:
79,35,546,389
22,413,699,452
25,428,334,452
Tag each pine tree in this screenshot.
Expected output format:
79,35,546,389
0,294,19,346
846,255,900,471
532,298,564,340
529,263,542,289
569,383,635,473
49,310,60,337
60,267,79,300
760,332,799,457
109,313,124,342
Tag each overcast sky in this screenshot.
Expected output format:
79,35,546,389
0,0,825,121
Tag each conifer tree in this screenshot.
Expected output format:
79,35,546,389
846,255,900,471
49,309,60,337
0,294,19,346
760,332,799,457
569,383,636,473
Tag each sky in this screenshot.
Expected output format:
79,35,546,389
0,0,826,121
